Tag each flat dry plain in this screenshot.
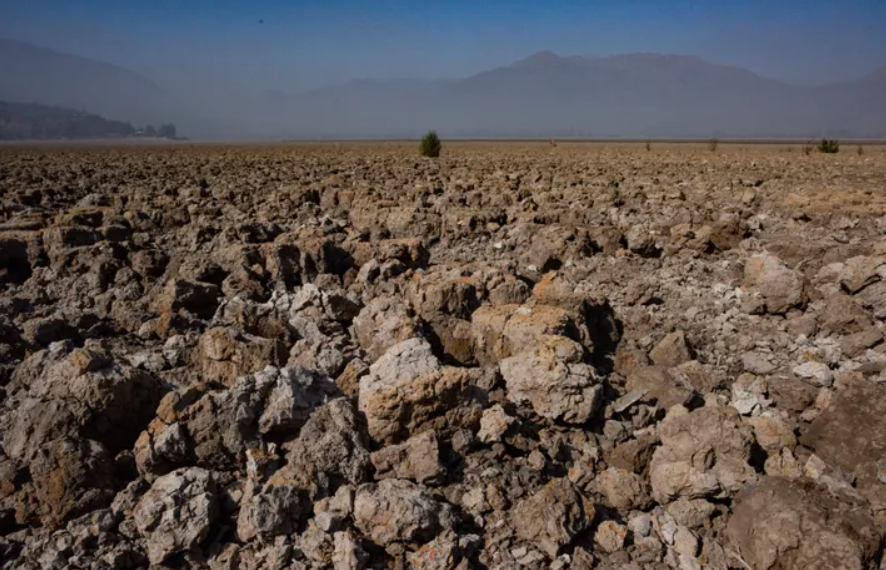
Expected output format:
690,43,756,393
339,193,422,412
1,141,886,569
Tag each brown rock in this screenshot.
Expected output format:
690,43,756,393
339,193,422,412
649,405,756,502
727,477,881,570
29,437,116,527
358,338,485,444
800,376,886,478
648,330,693,368
500,335,602,424
470,304,578,366
351,296,421,363
197,327,288,387
743,252,807,314
371,430,444,485
353,479,453,546
625,365,695,410
512,478,595,559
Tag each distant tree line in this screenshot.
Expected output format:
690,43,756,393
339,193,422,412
0,101,178,141
137,123,177,138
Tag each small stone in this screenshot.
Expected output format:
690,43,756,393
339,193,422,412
512,479,595,558
649,330,693,368
528,450,546,471
477,404,515,444
792,361,833,387
628,512,653,537
673,527,698,558
594,520,627,553
593,468,652,511
332,531,368,570
742,351,776,375
612,389,648,414
371,430,444,485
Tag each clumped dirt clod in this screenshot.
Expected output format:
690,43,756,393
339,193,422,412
1,141,886,569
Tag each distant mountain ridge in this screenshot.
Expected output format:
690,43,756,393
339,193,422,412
0,39,167,126
1,40,884,139
260,50,886,139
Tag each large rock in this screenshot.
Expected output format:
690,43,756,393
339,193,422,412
408,273,484,364
21,315,78,346
649,405,756,502
408,272,483,321
180,374,275,470
351,296,420,363
236,481,303,542
28,437,116,527
353,479,453,545
648,330,693,368
512,478,595,559
743,252,807,314
333,530,369,570
2,397,78,463
406,530,468,570
624,365,695,411
146,366,337,472
518,223,595,270
800,376,886,511
839,255,886,294
257,366,340,436
593,467,652,511
197,327,288,387
134,418,191,480
727,477,881,570
371,430,444,485
470,304,579,366
500,335,602,424
157,278,220,320
133,467,219,564
3,346,161,460
274,397,371,498
358,338,485,444
819,293,874,336
285,283,362,337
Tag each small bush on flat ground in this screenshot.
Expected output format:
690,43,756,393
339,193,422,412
420,131,441,158
818,139,840,154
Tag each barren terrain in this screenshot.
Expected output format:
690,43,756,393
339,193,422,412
1,141,886,569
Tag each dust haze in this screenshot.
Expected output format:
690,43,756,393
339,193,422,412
1,8,885,139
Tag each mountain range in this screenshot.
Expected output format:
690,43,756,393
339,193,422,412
1,38,885,139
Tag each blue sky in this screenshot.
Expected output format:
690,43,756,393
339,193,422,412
1,0,885,91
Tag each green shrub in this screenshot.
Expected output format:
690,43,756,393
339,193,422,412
708,138,718,152
420,130,441,158
818,139,839,154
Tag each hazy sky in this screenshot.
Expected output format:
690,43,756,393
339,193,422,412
1,0,885,92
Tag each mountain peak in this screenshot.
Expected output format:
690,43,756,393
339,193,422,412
513,50,564,68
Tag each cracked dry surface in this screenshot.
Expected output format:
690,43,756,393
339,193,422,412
1,141,886,569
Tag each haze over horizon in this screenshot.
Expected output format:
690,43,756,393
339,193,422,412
2,0,886,91
1,0,886,139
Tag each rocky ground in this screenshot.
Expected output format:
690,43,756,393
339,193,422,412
1,141,886,569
